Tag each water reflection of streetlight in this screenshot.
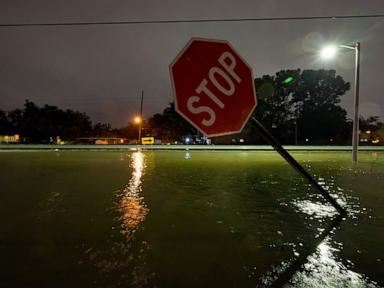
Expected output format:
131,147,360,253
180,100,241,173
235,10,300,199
320,43,360,162
119,151,148,236
84,151,150,285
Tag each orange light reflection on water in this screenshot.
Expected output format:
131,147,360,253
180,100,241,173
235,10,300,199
119,151,148,236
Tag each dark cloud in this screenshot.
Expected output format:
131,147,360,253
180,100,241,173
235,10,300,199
1,0,383,127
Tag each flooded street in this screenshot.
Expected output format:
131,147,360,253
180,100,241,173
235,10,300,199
0,150,383,287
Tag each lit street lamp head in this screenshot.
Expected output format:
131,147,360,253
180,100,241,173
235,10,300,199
134,116,141,124
320,45,337,60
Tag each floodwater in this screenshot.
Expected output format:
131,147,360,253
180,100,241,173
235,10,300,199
0,150,383,287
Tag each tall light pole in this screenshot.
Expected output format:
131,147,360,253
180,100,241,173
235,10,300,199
133,91,144,144
134,116,142,143
139,90,144,144
320,42,360,162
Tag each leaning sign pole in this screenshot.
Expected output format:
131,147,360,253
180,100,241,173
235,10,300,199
170,37,347,216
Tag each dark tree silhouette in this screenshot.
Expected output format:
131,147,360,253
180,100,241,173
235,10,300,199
3,100,92,142
253,69,351,144
0,109,11,134
148,103,197,142
93,123,114,137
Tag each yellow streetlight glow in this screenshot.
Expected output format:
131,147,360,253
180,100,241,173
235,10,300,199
134,116,141,124
320,45,337,60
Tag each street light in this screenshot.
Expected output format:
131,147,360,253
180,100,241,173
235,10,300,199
320,46,337,60
133,116,142,144
133,90,144,145
134,116,141,124
320,42,360,162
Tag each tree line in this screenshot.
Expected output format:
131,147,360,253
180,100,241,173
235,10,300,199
0,69,382,145
256,69,382,145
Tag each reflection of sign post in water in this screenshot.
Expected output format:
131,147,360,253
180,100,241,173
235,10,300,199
170,37,346,216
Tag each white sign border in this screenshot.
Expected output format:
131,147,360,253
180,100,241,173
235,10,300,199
169,37,258,138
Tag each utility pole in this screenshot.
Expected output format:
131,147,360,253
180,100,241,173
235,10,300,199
352,42,360,162
138,90,144,144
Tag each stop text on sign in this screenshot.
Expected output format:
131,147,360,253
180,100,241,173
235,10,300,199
170,38,257,137
187,51,241,127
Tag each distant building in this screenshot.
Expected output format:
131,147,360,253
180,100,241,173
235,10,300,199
75,137,126,145
0,134,20,144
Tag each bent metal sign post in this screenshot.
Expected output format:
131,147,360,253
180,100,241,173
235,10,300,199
169,37,346,216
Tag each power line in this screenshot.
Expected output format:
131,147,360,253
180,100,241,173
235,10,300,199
0,14,384,28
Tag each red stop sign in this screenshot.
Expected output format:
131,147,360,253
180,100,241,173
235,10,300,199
170,38,257,137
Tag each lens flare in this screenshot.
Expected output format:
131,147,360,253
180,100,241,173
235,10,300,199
320,46,337,60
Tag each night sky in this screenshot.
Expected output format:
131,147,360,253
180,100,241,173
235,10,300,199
1,0,383,127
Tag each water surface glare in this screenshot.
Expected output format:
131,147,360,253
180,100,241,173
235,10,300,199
0,150,383,287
